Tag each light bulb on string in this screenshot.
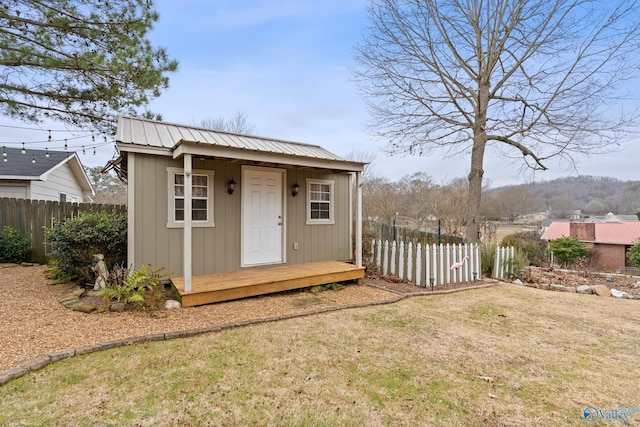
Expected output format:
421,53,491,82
93,147,96,155
2,146,6,158
21,142,26,154
48,130,52,142
82,146,86,155
45,148,50,158
64,139,67,150
31,155,36,164
91,133,95,142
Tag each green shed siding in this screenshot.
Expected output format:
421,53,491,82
131,153,353,277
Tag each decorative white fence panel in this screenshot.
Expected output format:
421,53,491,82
494,246,515,279
370,240,481,287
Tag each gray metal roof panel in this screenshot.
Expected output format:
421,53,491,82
116,116,349,163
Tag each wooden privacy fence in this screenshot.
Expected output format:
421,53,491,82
370,240,481,287
0,198,126,264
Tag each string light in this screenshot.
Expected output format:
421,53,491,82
0,126,113,164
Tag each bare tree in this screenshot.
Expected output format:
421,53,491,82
86,166,127,205
195,111,257,135
429,178,468,236
362,176,404,223
397,172,434,229
354,0,640,240
344,150,377,182
488,187,543,222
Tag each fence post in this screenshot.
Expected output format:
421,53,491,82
407,242,412,282
383,240,389,275
416,243,422,287
370,239,375,264
437,243,443,285
391,241,397,276
398,241,404,279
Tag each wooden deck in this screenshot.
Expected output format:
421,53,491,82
171,261,365,307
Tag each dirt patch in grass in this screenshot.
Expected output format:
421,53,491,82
2,285,639,426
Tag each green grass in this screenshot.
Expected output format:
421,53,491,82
1,285,639,426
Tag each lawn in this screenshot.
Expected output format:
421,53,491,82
2,285,639,426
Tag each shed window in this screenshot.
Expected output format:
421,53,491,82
167,168,215,228
306,179,334,224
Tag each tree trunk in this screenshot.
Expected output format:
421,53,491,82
466,80,489,241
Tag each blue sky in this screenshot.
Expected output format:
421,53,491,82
1,0,638,187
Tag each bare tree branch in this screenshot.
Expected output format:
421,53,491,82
354,0,640,239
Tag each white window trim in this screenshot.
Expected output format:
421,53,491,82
306,178,335,225
167,167,215,228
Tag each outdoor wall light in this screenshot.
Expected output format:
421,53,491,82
429,277,435,291
292,182,300,197
227,178,236,195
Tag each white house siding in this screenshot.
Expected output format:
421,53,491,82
131,153,353,277
0,182,28,199
30,162,85,202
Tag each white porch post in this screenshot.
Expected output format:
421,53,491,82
183,153,193,292
355,170,363,268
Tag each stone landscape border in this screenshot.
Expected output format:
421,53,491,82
512,279,636,299
0,281,500,387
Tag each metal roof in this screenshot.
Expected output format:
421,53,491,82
541,221,640,245
115,116,364,172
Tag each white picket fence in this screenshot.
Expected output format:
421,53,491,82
494,245,516,279
370,240,481,287
370,240,516,286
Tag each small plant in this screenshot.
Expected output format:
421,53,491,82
44,260,73,285
501,247,528,279
310,282,346,293
0,226,31,263
99,264,166,311
480,242,497,277
628,240,640,267
501,230,547,267
548,236,589,267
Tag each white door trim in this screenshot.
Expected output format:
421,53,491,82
241,166,286,267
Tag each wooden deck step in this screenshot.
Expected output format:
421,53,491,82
171,261,365,307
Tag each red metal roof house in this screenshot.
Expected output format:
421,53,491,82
541,221,640,271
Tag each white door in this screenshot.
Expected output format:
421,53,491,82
242,167,284,266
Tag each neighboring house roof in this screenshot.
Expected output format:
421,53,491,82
541,221,640,245
115,116,365,173
0,147,94,194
